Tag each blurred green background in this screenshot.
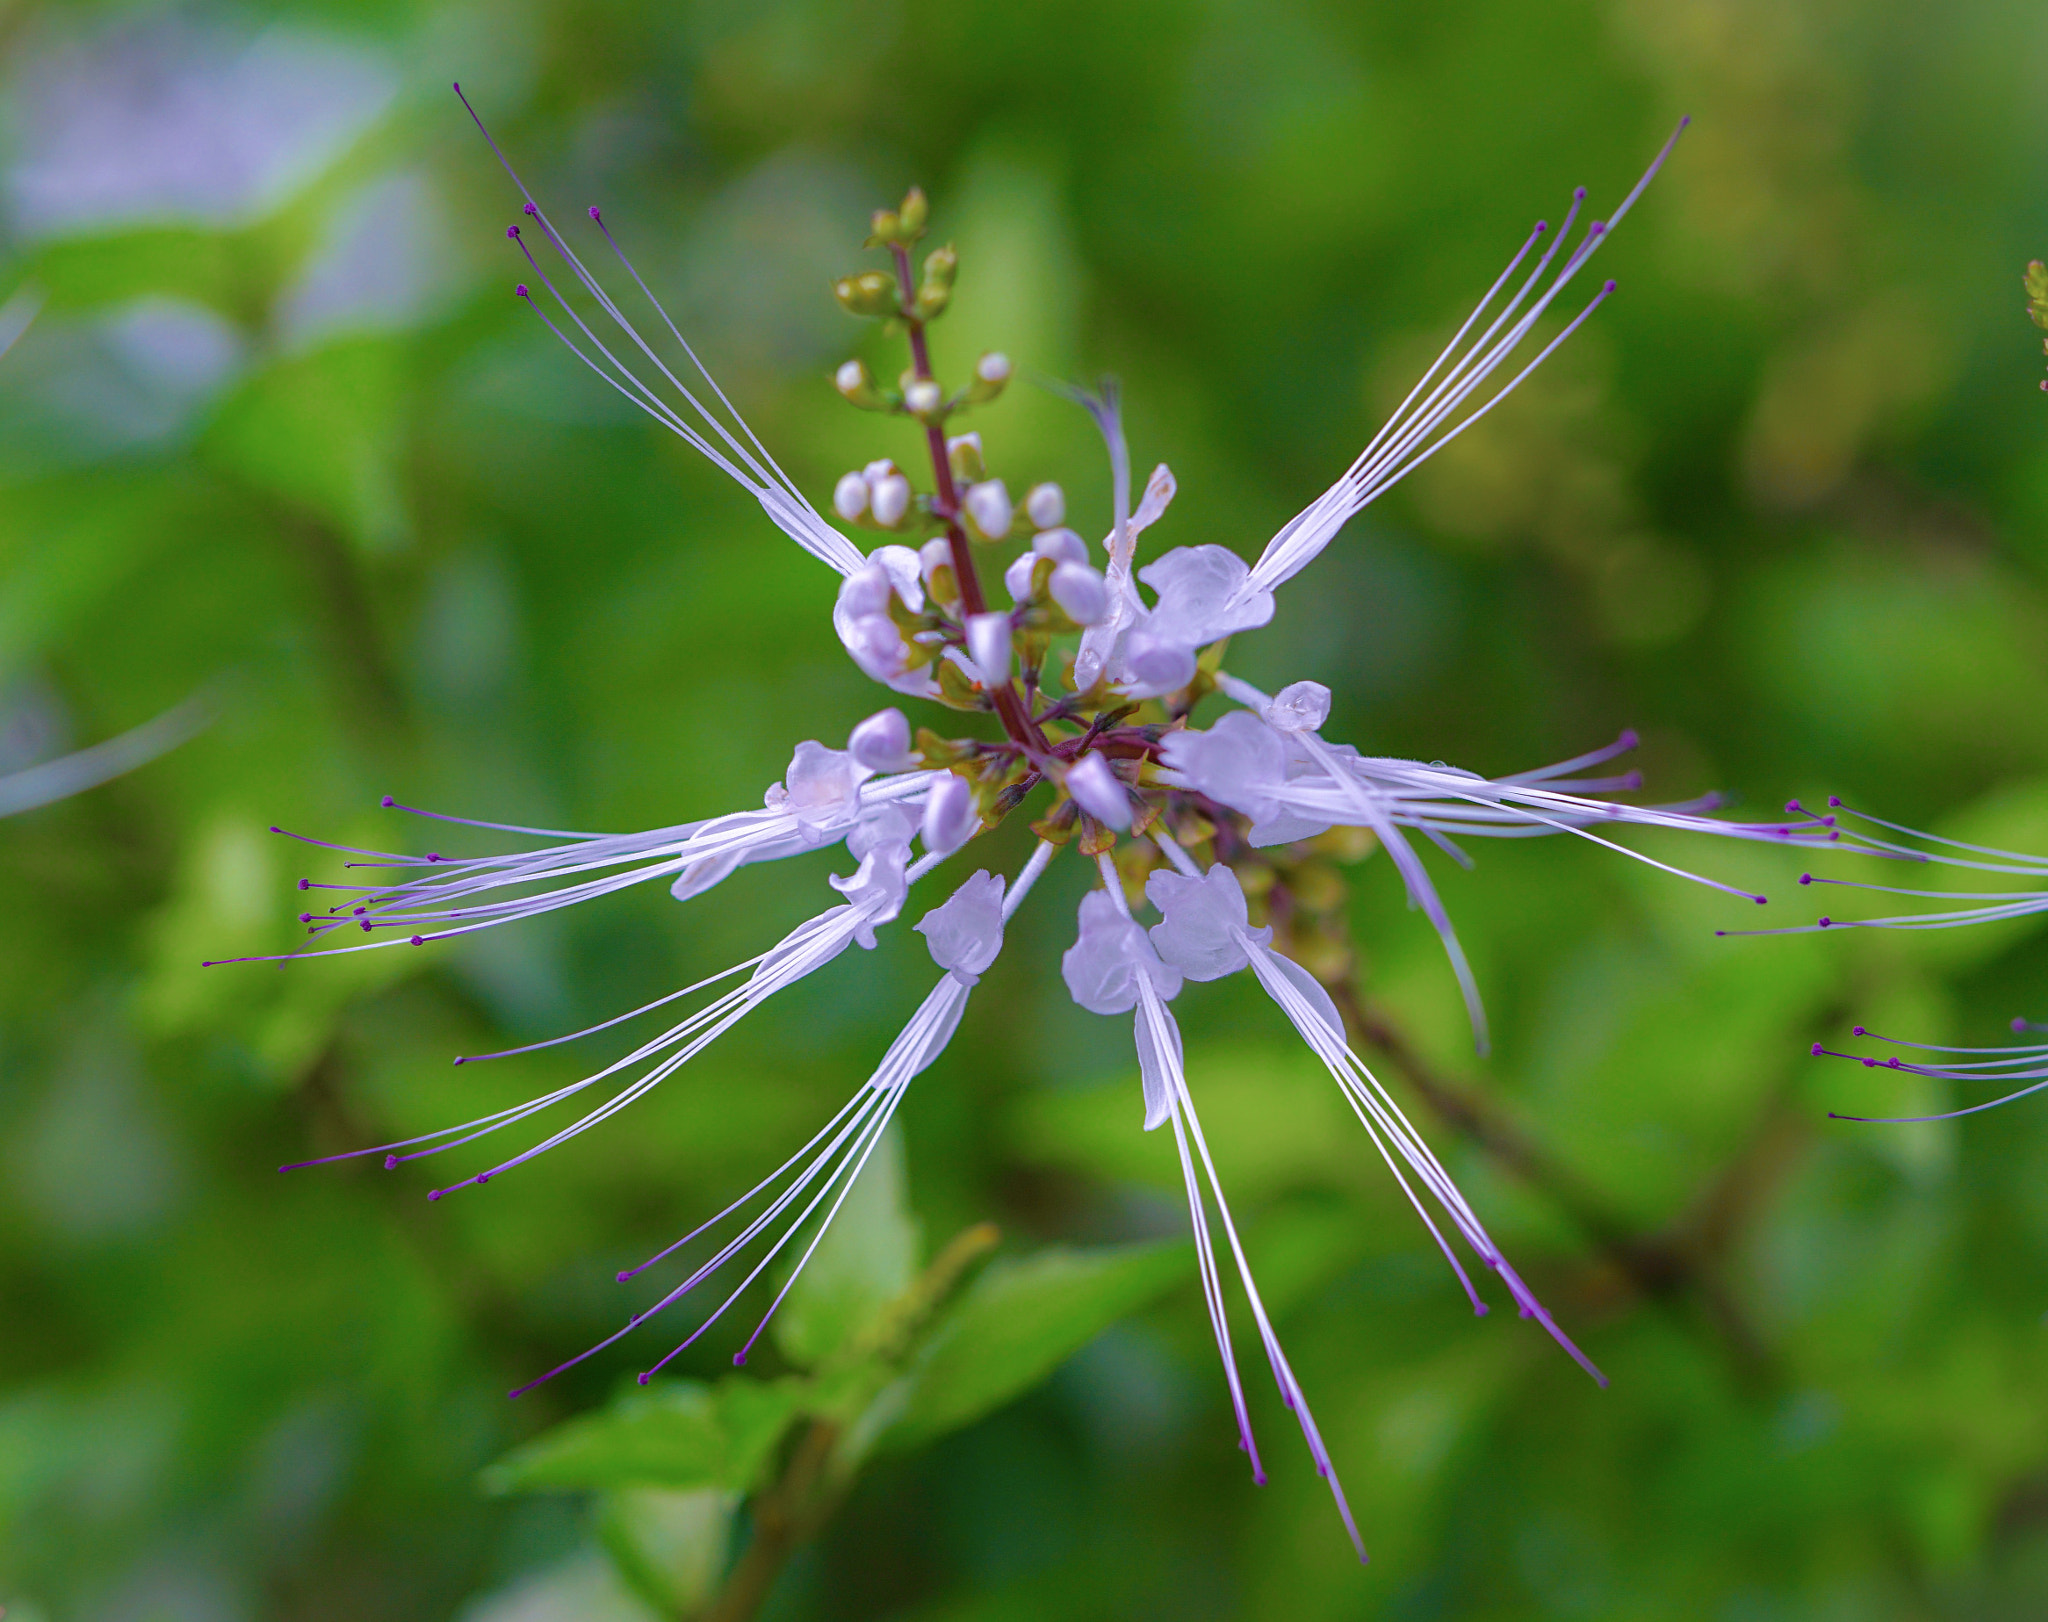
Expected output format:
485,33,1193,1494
8,0,2048,1616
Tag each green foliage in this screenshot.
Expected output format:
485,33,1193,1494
9,2,2048,1619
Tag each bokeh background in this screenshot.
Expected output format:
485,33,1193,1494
8,0,2048,1616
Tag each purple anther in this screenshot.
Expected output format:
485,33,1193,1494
1853,1026,1866,1036
733,1352,746,1366
353,907,367,915
2016,1016,2031,1033
523,203,537,216
1888,1058,1901,1068
381,795,395,807
1799,875,1812,886
1819,917,1832,927
299,913,314,923
506,225,519,239
1822,816,1836,827
1828,795,1841,807
637,1371,651,1385
1619,728,1638,748
616,1270,630,1283
476,1173,490,1184
426,853,441,862
588,206,602,221
298,878,310,890
1574,186,1588,199
1754,895,1767,905
1811,1043,1824,1057
1776,826,1790,836
1602,278,1617,292
361,920,372,932
410,936,424,946
1863,1058,1877,1067
515,284,528,297
428,1189,443,1201
1785,801,1801,815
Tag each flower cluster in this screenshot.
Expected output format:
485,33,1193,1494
243,93,1912,1558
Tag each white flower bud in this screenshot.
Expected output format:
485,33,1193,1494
848,707,916,772
905,378,943,418
1003,550,1039,604
963,479,1013,541
945,431,986,483
1025,482,1065,529
965,610,1013,685
832,471,870,522
1066,752,1132,829
975,352,1011,386
919,537,955,589
835,359,870,396
1049,561,1109,625
870,473,912,529
863,458,898,483
1267,679,1332,734
919,772,979,858
1032,526,1087,566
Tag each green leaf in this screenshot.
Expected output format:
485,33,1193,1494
482,1377,804,1496
772,1123,920,1369
596,1486,738,1617
869,1238,1190,1457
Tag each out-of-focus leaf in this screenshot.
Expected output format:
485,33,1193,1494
868,1238,1189,1457
482,1377,803,1496
772,1123,920,1369
595,1486,737,1617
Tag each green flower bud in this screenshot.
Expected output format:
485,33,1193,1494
834,270,899,318
865,209,901,248
915,244,957,321
2027,261,2048,329
946,431,986,484
899,187,929,238
966,351,1011,404
834,357,888,410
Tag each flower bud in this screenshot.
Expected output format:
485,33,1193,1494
1025,482,1065,530
863,457,898,483
898,186,929,238
946,431,986,484
1003,550,1039,604
904,378,944,420
849,707,918,772
915,244,958,320
967,351,1011,404
832,471,870,522
834,358,885,410
1032,526,1087,566
965,610,1014,685
963,479,1013,541
920,772,979,858
919,537,959,605
1050,561,1110,625
833,270,898,318
1067,753,1133,830
870,472,912,529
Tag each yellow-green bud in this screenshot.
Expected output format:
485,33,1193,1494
865,209,901,248
946,431,986,483
834,270,899,318
834,357,887,410
899,187,929,237
915,244,957,321
966,351,1011,404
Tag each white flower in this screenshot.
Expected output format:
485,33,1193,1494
918,772,978,857
914,868,1006,983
